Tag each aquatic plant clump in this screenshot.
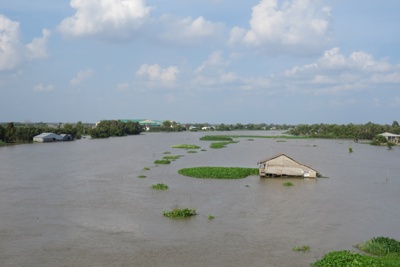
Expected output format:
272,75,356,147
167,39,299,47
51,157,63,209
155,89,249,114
151,183,169,190
293,245,310,252
209,141,238,149
163,155,183,160
172,144,200,149
200,135,233,141
178,167,259,179
357,237,400,256
311,250,382,267
163,208,197,218
154,159,171,164
283,182,294,187
313,237,400,267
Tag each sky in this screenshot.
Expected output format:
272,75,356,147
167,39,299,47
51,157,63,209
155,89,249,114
1,0,400,125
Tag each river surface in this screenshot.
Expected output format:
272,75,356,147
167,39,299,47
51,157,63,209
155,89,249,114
0,131,399,267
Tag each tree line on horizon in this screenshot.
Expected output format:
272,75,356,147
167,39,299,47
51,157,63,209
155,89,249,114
287,121,400,140
0,120,143,143
0,120,399,144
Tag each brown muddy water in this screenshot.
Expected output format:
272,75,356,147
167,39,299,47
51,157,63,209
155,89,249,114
0,131,399,267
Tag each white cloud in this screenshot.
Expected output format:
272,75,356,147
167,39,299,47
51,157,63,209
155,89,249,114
25,29,51,60
282,47,400,94
117,82,129,91
70,68,94,85
196,50,228,73
0,15,50,71
58,0,151,39
33,83,55,92
160,15,224,45
229,0,332,54
136,64,179,83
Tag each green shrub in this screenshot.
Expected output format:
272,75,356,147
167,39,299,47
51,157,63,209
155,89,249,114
163,208,197,218
151,183,169,190
143,167,150,171
387,142,395,149
187,150,197,153
372,135,388,145
137,175,146,178
154,159,171,164
178,167,259,179
349,147,353,153
208,214,215,220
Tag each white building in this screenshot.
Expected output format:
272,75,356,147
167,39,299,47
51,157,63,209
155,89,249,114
379,132,400,144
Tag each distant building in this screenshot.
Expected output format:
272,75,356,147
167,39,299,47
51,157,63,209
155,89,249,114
119,119,163,130
379,132,400,144
33,133,73,142
257,154,318,178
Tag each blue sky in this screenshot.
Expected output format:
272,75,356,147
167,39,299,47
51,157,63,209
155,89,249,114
1,0,399,124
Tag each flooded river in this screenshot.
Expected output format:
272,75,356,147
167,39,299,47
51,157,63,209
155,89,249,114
0,131,399,267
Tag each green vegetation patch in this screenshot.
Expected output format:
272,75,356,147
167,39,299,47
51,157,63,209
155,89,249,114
283,182,294,187
137,175,146,178
154,159,171,164
201,134,310,140
172,144,200,149
293,245,310,252
163,155,183,160
163,208,197,218
209,141,238,149
151,183,169,190
357,237,400,256
313,237,400,267
200,135,233,141
312,250,382,267
178,167,259,179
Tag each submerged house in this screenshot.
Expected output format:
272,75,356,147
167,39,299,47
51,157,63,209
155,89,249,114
379,132,400,144
33,133,73,142
257,154,318,178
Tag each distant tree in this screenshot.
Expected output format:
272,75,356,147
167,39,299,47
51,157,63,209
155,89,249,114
392,120,399,128
5,122,16,143
162,120,172,128
0,124,5,142
89,120,142,138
